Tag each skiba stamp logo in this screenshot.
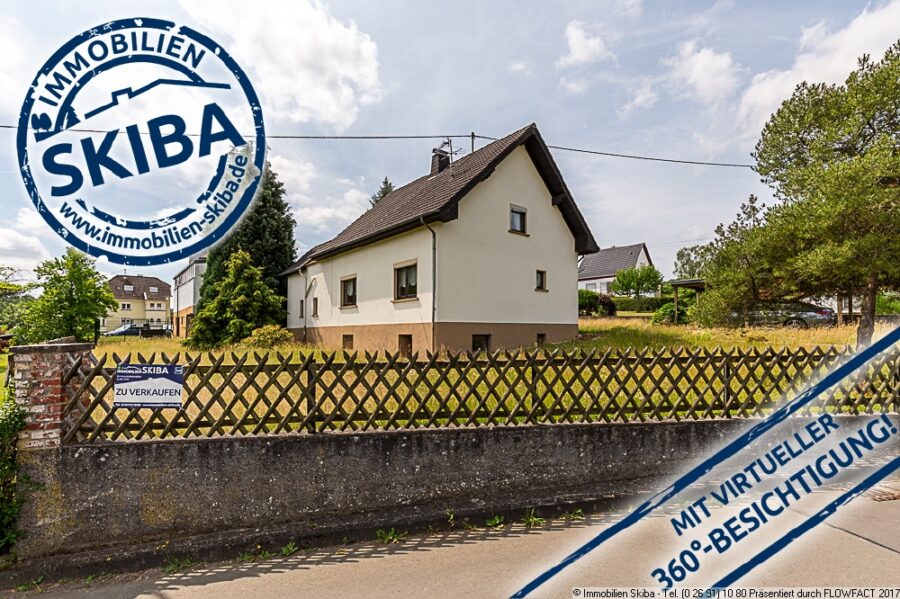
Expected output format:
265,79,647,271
17,18,266,265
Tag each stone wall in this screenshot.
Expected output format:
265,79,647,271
8,343,898,573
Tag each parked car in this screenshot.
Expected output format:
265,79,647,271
102,324,172,337
736,301,836,328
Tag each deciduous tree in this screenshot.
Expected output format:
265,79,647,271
17,250,117,343
610,265,663,298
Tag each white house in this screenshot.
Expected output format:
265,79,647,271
172,254,207,338
577,243,652,294
282,124,598,353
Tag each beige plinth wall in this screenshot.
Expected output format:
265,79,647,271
290,322,575,352
434,322,576,351
291,322,433,352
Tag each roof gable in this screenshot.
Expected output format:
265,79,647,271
108,275,171,300
283,124,598,275
578,243,651,280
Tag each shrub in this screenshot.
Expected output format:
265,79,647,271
240,325,295,349
651,302,691,325
0,384,24,553
597,294,617,317
876,293,900,315
613,296,670,313
578,289,600,316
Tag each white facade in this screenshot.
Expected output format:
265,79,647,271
436,146,578,324
287,228,434,330
578,246,651,293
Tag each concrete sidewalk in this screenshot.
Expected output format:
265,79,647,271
9,481,899,599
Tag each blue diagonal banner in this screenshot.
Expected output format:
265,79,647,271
512,326,900,598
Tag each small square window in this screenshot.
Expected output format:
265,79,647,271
149,286,158,293
398,334,413,358
472,334,491,353
341,278,357,307
510,206,527,234
537,333,547,346
123,284,134,292
312,297,318,317
342,334,354,350
395,264,417,300
536,270,547,291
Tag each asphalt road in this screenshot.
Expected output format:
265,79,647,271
10,480,899,599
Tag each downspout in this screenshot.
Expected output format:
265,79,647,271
302,271,314,344
420,217,437,353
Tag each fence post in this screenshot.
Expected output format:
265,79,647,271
305,357,318,433
10,342,93,449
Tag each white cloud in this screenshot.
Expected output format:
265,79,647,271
507,60,534,77
613,0,642,17
664,40,740,105
0,16,36,121
560,77,589,95
0,227,50,271
14,208,48,237
737,0,900,141
179,0,383,131
619,80,658,115
556,21,615,68
294,188,369,233
267,153,369,233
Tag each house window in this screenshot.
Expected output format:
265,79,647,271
149,286,158,293
121,302,131,311
398,334,413,358
586,283,596,290
537,333,547,346
123,284,134,292
342,334,354,350
341,277,357,307
536,270,547,291
312,297,319,317
298,299,304,318
472,334,491,353
509,205,527,234
395,264,417,300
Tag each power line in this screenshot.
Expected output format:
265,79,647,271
473,134,754,168
0,124,755,169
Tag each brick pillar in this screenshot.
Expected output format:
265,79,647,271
10,343,93,449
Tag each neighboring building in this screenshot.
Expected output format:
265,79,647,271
101,275,172,333
172,255,207,338
282,123,599,353
577,243,652,294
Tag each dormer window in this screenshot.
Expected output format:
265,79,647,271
123,284,134,292
149,286,158,293
509,205,527,234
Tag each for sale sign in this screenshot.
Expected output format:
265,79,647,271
114,364,184,408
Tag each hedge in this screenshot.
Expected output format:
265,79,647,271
612,296,671,313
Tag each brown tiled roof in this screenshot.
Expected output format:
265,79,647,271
578,243,652,280
283,123,598,275
108,275,171,301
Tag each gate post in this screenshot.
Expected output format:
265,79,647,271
10,342,93,449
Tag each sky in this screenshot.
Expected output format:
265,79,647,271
1,0,898,285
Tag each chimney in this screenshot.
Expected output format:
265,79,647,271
431,148,450,175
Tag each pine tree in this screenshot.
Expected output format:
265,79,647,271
188,249,285,349
199,164,296,305
370,177,394,207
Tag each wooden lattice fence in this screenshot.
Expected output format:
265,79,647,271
60,345,900,443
